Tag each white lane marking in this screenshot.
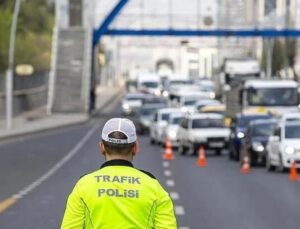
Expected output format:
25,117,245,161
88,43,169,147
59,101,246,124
175,205,185,215
166,179,175,187
179,227,190,229
163,161,170,168
13,123,98,199
164,170,172,176
170,191,180,200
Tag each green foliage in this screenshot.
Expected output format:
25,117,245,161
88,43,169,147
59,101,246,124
0,6,12,72
0,0,54,73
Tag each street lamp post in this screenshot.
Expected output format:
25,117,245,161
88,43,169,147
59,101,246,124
6,0,22,129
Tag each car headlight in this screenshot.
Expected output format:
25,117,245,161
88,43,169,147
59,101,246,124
209,92,215,99
181,107,188,113
162,91,169,97
285,146,295,155
167,130,177,139
237,132,245,139
122,103,130,110
252,142,264,152
154,89,161,96
141,119,150,126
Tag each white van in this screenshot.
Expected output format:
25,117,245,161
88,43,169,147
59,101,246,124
137,73,161,96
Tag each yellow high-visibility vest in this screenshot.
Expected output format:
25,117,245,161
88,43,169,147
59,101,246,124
61,159,177,229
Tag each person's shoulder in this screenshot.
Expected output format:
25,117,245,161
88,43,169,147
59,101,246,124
77,169,99,183
137,169,157,180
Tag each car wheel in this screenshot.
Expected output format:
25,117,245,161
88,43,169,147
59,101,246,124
192,145,198,156
278,154,288,173
215,149,222,156
228,143,234,160
266,153,276,172
179,145,187,156
250,153,256,167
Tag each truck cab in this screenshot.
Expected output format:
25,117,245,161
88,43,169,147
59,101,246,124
226,79,299,119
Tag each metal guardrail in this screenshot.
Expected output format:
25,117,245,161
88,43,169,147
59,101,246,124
0,85,47,97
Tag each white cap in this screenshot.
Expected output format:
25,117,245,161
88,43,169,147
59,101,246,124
102,118,137,144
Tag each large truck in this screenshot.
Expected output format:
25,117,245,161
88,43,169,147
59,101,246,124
225,79,299,119
215,58,261,100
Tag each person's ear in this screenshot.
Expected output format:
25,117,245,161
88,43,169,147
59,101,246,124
99,142,105,155
133,140,140,156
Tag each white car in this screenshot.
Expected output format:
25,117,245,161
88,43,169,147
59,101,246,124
266,121,300,171
150,108,181,144
177,113,230,155
194,99,221,112
162,113,184,147
121,93,145,115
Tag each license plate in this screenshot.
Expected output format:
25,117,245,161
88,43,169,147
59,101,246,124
209,142,224,147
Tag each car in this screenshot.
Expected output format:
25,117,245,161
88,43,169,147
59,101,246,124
194,99,221,112
161,112,184,147
121,93,145,115
241,119,277,166
149,108,181,144
199,104,226,115
266,121,300,172
137,73,162,96
228,113,273,161
142,95,167,106
194,79,216,99
133,104,166,134
177,113,230,156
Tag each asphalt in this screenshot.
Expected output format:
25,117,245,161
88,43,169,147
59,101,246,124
1,101,300,229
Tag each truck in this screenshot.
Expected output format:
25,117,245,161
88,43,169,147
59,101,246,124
215,58,261,100
225,79,299,119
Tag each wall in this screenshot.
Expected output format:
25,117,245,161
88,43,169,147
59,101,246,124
0,72,48,117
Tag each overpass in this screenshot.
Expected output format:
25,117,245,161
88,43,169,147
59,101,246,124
48,0,300,114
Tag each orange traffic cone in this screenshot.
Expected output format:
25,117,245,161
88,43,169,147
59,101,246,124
162,140,174,160
197,146,207,167
240,155,251,174
289,160,298,182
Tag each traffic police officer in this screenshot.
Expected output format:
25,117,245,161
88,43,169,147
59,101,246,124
61,118,177,228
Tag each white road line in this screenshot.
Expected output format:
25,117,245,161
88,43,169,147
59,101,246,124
166,179,175,187
13,123,98,199
163,161,170,168
179,227,190,229
175,205,185,215
170,191,180,200
164,170,172,176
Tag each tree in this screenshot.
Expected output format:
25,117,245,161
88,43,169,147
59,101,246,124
0,0,54,73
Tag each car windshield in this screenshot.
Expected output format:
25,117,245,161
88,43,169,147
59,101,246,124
142,82,158,88
238,116,271,127
126,95,143,101
198,84,214,92
171,117,182,124
161,113,170,121
247,87,297,106
252,123,276,136
184,99,197,106
192,118,224,128
285,124,300,138
140,108,155,116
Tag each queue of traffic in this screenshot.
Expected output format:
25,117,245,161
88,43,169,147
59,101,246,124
122,66,300,173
